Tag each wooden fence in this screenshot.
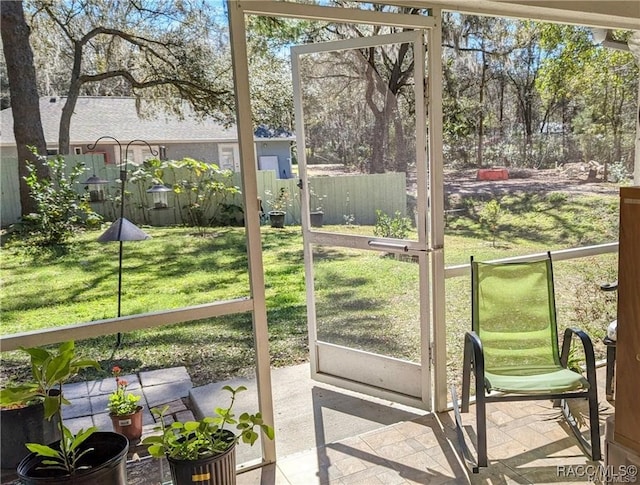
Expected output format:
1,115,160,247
0,156,407,227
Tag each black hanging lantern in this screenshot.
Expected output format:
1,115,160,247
146,184,172,209
83,174,109,202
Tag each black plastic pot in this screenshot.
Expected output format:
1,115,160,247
1,401,60,470
310,211,324,228
167,444,236,485
269,211,286,228
17,431,128,484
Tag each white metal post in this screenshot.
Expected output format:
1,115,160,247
227,0,276,463
426,9,448,412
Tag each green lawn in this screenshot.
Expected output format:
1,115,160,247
0,191,620,391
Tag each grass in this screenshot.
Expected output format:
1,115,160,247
1,191,620,394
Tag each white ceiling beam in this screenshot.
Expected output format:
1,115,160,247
238,1,436,28
386,0,640,30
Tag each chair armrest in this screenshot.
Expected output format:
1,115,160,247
465,331,484,369
560,328,598,390
462,331,485,411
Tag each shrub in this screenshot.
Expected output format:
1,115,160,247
479,199,503,247
608,160,631,184
18,153,101,247
373,210,411,239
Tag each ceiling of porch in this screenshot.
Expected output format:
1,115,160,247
391,0,640,30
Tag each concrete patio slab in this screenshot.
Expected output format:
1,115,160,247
189,363,427,463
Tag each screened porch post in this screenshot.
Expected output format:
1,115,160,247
426,8,448,412
227,0,276,464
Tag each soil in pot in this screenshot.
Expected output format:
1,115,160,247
1,401,60,470
110,405,143,443
17,431,128,485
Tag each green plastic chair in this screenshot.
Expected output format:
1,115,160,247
452,253,601,473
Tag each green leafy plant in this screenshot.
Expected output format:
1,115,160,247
373,210,411,239
142,385,274,461
309,186,326,212
479,199,504,247
107,366,141,416
0,341,100,474
168,158,241,235
19,152,101,247
265,187,291,213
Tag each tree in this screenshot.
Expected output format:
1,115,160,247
28,0,235,154
1,0,48,216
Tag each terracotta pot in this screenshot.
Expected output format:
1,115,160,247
109,406,143,443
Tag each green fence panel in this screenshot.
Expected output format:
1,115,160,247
1,155,407,228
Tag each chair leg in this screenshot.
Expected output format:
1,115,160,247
588,389,602,461
605,344,616,400
451,386,480,473
476,386,488,468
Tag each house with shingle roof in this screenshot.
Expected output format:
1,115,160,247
0,96,295,177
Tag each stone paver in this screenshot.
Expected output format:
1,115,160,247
139,367,190,387
61,381,89,399
62,396,92,419
143,380,193,408
87,373,141,396
55,367,192,432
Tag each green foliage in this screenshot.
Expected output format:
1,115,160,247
373,210,411,239
309,185,326,212
167,158,241,234
19,153,101,247
0,341,101,475
265,187,292,212
212,203,245,227
608,160,631,184
26,425,98,475
143,385,274,461
107,366,141,416
546,192,568,207
0,341,99,414
479,199,503,247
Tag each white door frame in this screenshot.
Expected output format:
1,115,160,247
227,1,446,465
292,30,433,410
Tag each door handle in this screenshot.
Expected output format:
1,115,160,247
368,241,408,252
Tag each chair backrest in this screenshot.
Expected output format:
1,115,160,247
471,255,561,373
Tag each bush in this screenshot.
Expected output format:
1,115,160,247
608,160,631,184
373,210,411,239
18,154,101,247
479,199,503,247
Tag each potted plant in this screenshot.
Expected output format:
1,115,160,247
0,384,60,469
142,385,274,485
309,186,326,228
265,187,291,228
107,366,143,443
2,341,129,484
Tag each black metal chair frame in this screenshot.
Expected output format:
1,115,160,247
600,280,617,401
452,255,602,474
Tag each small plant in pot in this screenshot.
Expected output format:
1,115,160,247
309,186,326,228
2,341,129,484
143,385,274,485
0,380,61,469
265,187,291,228
107,366,143,443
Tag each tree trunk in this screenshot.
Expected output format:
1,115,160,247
1,1,48,216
